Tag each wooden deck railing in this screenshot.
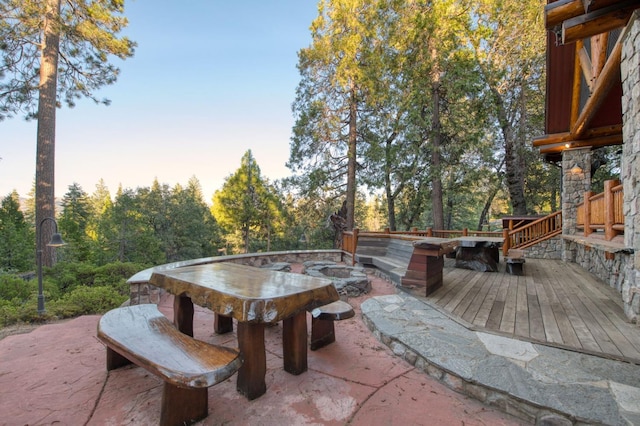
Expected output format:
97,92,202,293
501,211,563,255
344,180,624,260
341,227,502,263
576,179,624,241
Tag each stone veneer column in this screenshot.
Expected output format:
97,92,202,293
561,147,592,261
621,10,640,319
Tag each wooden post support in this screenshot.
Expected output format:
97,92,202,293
584,191,594,237
352,228,359,265
604,179,615,241
502,228,510,257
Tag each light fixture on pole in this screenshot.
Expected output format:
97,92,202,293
37,217,66,315
299,233,308,249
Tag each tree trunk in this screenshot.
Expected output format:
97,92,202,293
430,77,444,230
490,82,527,215
35,0,62,268
385,182,396,231
345,83,358,231
477,186,500,231
504,136,527,215
384,139,396,231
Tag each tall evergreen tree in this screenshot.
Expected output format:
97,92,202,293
212,151,285,254
0,0,135,266
289,0,380,231
466,0,546,215
0,191,34,272
58,182,92,261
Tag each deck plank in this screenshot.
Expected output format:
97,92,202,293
514,276,530,338
526,272,546,341
561,269,635,357
445,272,485,313
541,262,596,350
528,262,563,344
459,273,493,323
471,270,504,328
499,276,518,334
417,258,640,363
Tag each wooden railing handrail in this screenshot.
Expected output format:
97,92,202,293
343,178,623,259
341,227,503,262
502,211,563,255
576,179,623,241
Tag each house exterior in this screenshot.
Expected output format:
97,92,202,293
534,2,640,322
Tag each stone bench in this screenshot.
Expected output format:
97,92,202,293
97,304,242,426
308,300,355,350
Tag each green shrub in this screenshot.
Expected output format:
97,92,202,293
93,262,143,294
0,261,140,327
0,274,32,301
0,300,19,327
51,285,127,317
48,262,97,292
0,297,49,327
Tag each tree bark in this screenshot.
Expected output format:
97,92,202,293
345,82,358,231
491,83,527,215
430,76,444,230
35,0,62,268
504,135,527,215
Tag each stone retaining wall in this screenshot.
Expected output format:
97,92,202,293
127,250,344,305
621,11,640,322
522,237,562,260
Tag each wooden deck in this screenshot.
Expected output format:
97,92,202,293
410,258,640,364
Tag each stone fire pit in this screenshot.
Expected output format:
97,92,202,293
302,261,371,297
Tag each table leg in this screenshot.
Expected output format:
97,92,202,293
214,314,233,334
173,294,194,337
236,322,266,400
489,246,500,264
282,311,307,375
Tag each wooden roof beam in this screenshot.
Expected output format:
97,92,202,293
571,35,621,137
538,133,622,154
533,124,622,148
546,0,625,30
561,0,640,44
546,0,585,29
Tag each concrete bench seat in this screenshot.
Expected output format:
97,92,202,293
97,304,242,426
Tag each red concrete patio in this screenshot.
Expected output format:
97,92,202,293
0,270,523,425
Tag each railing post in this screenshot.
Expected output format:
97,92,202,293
584,191,593,237
352,228,359,265
427,227,433,237
462,228,468,236
604,180,616,241
384,227,390,234
502,228,510,256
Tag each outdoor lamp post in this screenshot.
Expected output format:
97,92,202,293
299,233,308,249
37,217,66,315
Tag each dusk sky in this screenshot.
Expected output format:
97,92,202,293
1,1,318,202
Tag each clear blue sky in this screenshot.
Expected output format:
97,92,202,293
1,1,318,202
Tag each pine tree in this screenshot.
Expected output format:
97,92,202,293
1,0,135,266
